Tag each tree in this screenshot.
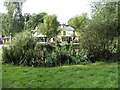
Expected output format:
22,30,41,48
37,14,60,42
12,2,25,33
24,12,47,31
80,1,120,62
68,13,89,34
117,1,120,52
89,1,118,51
2,1,25,36
1,13,10,36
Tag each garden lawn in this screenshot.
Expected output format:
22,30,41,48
2,62,118,88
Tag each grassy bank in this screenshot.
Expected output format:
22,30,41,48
2,62,118,88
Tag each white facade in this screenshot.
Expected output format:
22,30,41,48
60,24,74,36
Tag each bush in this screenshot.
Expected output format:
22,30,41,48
2,31,89,67
34,43,55,67
75,49,89,63
50,46,89,66
35,43,55,52
35,46,75,67
2,31,37,66
34,45,78,67
53,46,73,65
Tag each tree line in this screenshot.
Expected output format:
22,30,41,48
1,0,120,63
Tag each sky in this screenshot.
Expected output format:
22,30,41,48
0,0,95,24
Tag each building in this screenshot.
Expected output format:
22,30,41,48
58,24,80,43
60,24,74,36
33,24,80,43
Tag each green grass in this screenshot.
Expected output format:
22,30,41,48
0,48,2,89
0,48,2,62
0,49,118,88
2,62,118,88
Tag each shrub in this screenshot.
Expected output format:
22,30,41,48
46,46,74,66
34,43,55,67
2,31,37,66
55,47,72,65
109,52,120,62
2,31,89,67
32,42,89,66
71,49,89,64
35,43,55,52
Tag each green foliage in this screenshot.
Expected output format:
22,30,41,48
2,31,37,66
1,13,11,36
51,45,89,65
68,13,89,34
53,46,74,65
24,12,47,31
37,14,60,42
89,1,118,50
43,14,59,32
35,43,55,52
79,1,120,62
2,2,25,36
34,43,56,67
77,49,89,62
2,0,120,67
2,33,89,67
34,44,75,67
